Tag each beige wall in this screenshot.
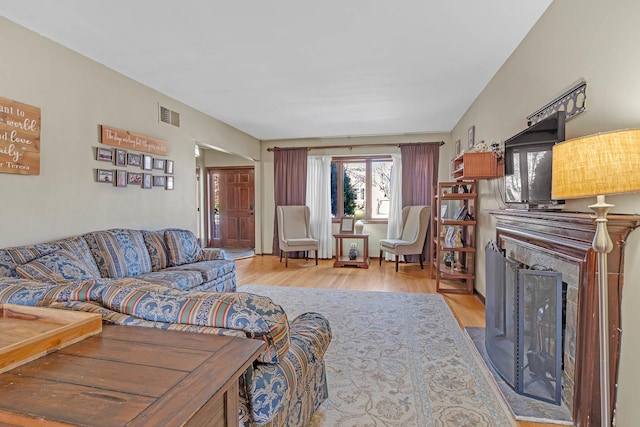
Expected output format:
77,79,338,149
259,132,450,256
450,0,640,423
0,17,260,247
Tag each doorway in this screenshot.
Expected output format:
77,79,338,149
206,167,255,249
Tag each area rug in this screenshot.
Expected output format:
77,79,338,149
223,248,255,260
237,285,516,426
465,327,572,425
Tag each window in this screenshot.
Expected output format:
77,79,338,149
331,156,392,220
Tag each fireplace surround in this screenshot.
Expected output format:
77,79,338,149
489,210,639,426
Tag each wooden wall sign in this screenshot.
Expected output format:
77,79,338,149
0,96,41,175
101,125,169,156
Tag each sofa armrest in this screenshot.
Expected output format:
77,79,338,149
99,281,289,363
200,248,227,261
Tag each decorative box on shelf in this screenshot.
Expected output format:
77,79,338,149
453,152,503,180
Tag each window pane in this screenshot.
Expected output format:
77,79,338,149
331,158,391,220
344,162,365,216
371,160,392,219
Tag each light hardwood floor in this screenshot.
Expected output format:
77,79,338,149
235,255,553,427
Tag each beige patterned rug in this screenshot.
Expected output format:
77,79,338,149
237,285,516,427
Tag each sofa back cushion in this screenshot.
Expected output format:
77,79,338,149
165,229,203,267
15,250,99,283
52,236,101,277
83,229,152,278
141,230,170,272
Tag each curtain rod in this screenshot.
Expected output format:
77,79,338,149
266,141,444,152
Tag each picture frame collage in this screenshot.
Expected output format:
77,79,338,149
95,147,174,190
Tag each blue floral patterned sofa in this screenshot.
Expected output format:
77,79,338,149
0,228,332,427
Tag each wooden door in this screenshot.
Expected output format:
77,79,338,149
212,167,255,249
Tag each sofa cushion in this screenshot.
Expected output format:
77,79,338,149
0,243,60,278
83,229,152,278
166,260,235,283
165,229,202,266
137,270,204,291
141,230,170,272
52,236,101,278
15,250,99,283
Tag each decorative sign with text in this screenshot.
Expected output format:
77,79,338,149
101,125,169,156
0,96,41,175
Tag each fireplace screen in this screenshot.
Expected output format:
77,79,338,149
485,241,565,405
518,269,563,404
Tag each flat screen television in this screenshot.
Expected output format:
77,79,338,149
503,111,566,208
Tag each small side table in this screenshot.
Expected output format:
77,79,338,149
333,232,370,268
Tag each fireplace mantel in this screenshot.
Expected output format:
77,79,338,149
490,210,640,426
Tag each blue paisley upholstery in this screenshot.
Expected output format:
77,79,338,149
15,250,99,283
0,243,67,278
137,269,204,291
141,229,171,271
0,229,331,426
83,229,153,278
165,229,203,266
200,247,227,260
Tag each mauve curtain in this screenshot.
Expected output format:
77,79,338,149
400,143,439,263
273,147,308,255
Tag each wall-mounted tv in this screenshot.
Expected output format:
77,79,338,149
503,111,566,208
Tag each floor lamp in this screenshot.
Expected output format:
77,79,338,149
552,129,640,427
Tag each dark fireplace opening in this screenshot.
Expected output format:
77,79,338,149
485,241,567,405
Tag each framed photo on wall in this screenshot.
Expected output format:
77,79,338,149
468,126,475,149
96,147,113,162
166,175,174,190
127,152,142,167
455,139,461,156
128,172,142,186
165,160,174,174
153,158,165,170
143,173,152,189
96,169,113,183
153,175,166,187
143,154,153,171
115,169,127,187
340,217,354,233
115,149,127,166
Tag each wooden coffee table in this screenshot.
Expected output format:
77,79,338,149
0,324,264,426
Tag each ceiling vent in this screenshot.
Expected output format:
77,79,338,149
159,105,180,127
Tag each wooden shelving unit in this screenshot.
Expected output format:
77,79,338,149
430,181,477,294
452,152,503,180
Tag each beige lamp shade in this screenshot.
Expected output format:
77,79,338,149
552,129,640,199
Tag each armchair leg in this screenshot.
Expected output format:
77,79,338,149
395,256,399,272
379,249,383,265
315,250,318,265
285,251,288,268
419,254,424,269
305,251,309,261
280,250,283,263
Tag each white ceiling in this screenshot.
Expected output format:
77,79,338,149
0,0,552,141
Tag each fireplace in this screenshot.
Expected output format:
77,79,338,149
486,241,567,406
488,210,640,426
